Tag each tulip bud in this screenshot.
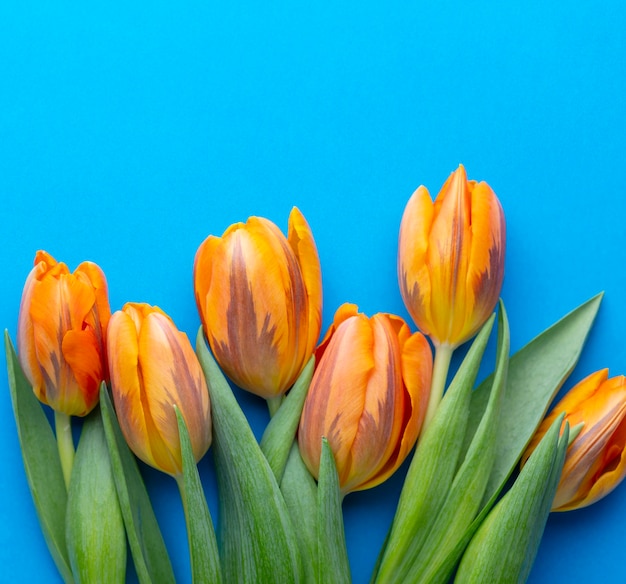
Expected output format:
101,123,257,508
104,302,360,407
107,303,212,476
521,369,626,511
193,207,322,399
17,250,111,416
398,165,505,348
298,303,433,494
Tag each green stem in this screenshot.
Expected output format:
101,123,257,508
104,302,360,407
421,344,454,433
267,395,283,417
54,411,75,490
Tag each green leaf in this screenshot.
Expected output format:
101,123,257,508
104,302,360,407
455,414,569,584
4,331,74,584
374,314,496,584
280,443,319,584
196,328,302,583
174,406,222,584
99,385,176,584
405,302,510,583
465,293,602,508
66,408,126,583
260,356,314,482
317,438,351,584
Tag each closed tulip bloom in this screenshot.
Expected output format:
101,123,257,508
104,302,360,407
298,303,432,494
108,303,211,476
521,370,626,511
194,207,322,399
398,165,505,349
17,250,110,417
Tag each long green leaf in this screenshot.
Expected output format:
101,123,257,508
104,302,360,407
66,408,126,583
175,406,222,584
427,294,602,581
260,356,314,482
4,331,74,584
464,293,602,508
280,443,318,584
196,328,302,583
99,385,176,584
374,314,495,584
317,438,351,584
406,302,510,583
455,414,569,583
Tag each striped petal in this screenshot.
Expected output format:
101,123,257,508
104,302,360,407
108,311,164,472
140,313,211,474
62,329,102,415
346,314,405,492
299,305,433,494
398,166,505,348
108,304,212,476
398,186,434,336
288,207,323,357
522,370,626,512
195,211,323,399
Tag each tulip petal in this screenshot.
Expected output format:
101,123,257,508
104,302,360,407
300,314,373,486
346,315,406,492
140,313,211,473
428,167,473,344
194,234,222,328
137,316,186,475
398,167,505,348
554,375,626,510
108,312,165,473
29,273,96,408
288,207,323,356
76,262,112,352
17,260,49,392
205,220,312,396
464,182,506,340
195,211,322,399
574,416,626,509
398,331,433,456
398,186,434,335
209,230,282,394
314,303,359,363
62,329,103,415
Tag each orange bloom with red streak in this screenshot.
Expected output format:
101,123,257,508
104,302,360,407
398,165,505,348
17,250,110,416
193,207,322,399
522,369,626,512
107,303,212,476
298,303,433,494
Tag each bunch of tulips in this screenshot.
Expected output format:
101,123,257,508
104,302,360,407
6,165,626,583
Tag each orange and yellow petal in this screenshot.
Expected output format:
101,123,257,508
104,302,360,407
108,311,163,471
288,207,323,354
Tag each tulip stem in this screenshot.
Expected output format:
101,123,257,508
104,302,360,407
422,344,454,433
54,411,75,490
267,396,283,417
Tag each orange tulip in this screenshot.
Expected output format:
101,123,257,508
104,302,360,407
398,165,505,349
298,303,433,494
17,250,110,417
193,207,322,399
521,370,626,511
107,303,212,476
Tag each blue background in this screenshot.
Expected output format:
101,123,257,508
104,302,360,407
1,1,625,582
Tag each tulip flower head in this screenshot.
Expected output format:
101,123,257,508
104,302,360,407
17,250,111,417
108,303,212,476
521,369,626,512
194,207,322,399
398,165,505,349
298,303,433,495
